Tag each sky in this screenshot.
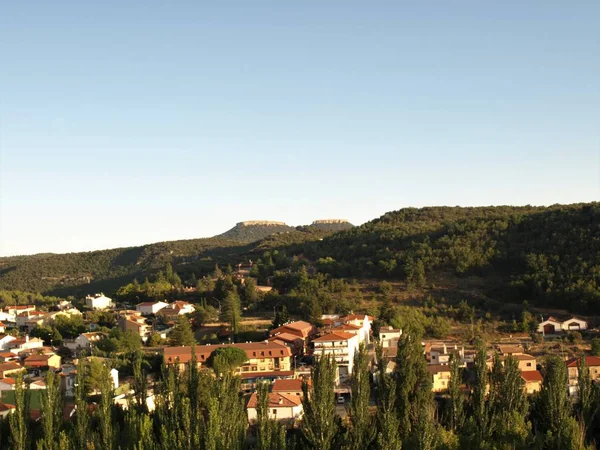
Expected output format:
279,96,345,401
1,1,599,256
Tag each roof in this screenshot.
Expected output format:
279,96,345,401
564,317,587,324
332,323,361,331
541,317,561,323
0,362,23,372
272,378,305,392
313,332,356,342
240,370,295,380
0,402,15,412
0,322,6,327
81,332,106,340
0,378,16,385
498,345,524,355
268,333,303,343
136,302,158,307
426,364,451,374
343,314,375,322
279,321,313,332
566,356,600,368
163,342,292,364
521,370,543,382
24,354,58,367
247,392,302,409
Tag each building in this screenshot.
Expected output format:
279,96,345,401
0,335,16,351
163,342,293,376
85,293,113,310
427,364,452,393
341,314,374,343
117,311,150,341
561,317,588,331
270,321,316,341
0,322,6,334
312,332,360,378
271,379,306,398
521,370,543,394
379,327,402,348
0,362,25,378
7,336,44,355
246,392,303,424
566,356,600,394
66,332,108,351
5,306,36,322
487,353,537,372
268,333,304,357
24,354,62,371
16,311,48,331
136,301,169,316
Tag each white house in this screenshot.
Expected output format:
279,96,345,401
0,335,16,351
562,317,588,331
379,327,402,348
65,332,107,351
537,317,563,334
246,392,303,423
85,293,113,310
136,301,169,316
0,312,14,324
342,314,374,344
313,331,360,379
7,336,44,354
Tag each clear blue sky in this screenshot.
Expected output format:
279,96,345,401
1,1,599,256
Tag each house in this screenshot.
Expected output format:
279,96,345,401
136,301,169,316
561,317,588,331
497,344,524,355
85,293,113,310
167,301,195,315
268,333,304,357
320,314,343,328
341,314,374,344
7,336,44,355
24,354,62,371
66,332,107,351
272,379,306,398
0,352,18,363
46,308,83,323
331,323,364,343
427,364,452,393
163,342,293,373
5,306,36,321
0,335,16,351
0,402,15,418
0,362,25,378
117,312,150,341
566,356,600,393
246,392,303,423
0,322,6,334
16,311,48,331
487,353,537,372
0,378,17,391
379,327,402,348
521,370,543,394
270,321,316,341
313,332,360,378
59,365,77,397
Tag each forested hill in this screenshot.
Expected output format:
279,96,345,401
285,203,600,313
1,204,599,314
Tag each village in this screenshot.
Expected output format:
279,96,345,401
0,286,597,430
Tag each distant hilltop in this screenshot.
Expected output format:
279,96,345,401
312,219,349,225
237,221,288,226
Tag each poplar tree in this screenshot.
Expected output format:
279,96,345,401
38,370,62,450
98,363,115,450
345,343,375,450
74,357,89,450
9,372,29,450
446,352,464,433
302,355,340,450
221,290,242,335
256,382,287,450
375,344,402,450
575,356,599,444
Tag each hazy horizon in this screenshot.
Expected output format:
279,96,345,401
1,2,599,256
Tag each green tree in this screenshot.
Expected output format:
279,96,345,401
576,356,599,443
241,278,259,307
345,343,376,450
207,347,248,375
220,290,242,334
375,344,402,450
74,357,89,449
255,382,287,450
37,370,62,450
169,316,196,346
591,338,600,357
302,355,341,450
9,372,29,450
446,352,464,433
97,362,115,450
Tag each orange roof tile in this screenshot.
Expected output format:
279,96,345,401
313,332,356,342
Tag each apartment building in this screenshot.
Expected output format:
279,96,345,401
312,331,360,378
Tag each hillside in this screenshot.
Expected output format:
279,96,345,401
1,204,599,315
305,219,354,232
216,221,296,242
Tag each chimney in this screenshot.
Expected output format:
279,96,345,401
443,343,447,354
278,398,283,405
26,335,29,343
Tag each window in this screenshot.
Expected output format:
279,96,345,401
272,409,277,415
526,363,532,367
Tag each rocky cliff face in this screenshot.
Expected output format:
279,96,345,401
217,221,295,242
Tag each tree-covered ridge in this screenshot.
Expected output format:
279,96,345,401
287,203,600,313
216,221,297,242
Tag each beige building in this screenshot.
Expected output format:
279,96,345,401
567,356,600,389
163,342,292,376
117,311,150,340
246,391,303,423
379,327,402,349
521,370,543,394
427,364,452,393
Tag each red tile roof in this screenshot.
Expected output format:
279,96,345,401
163,342,292,364
240,370,295,379
313,332,356,342
426,364,451,374
566,356,600,368
272,378,304,392
246,392,302,408
268,333,303,344
521,370,543,382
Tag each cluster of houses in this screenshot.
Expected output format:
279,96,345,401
537,316,588,334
